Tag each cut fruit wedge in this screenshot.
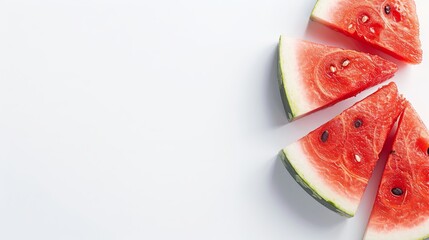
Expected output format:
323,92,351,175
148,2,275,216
311,0,422,64
364,103,429,240
278,36,397,121
280,83,405,217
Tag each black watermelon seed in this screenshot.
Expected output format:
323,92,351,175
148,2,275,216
321,130,329,143
427,147,429,156
390,150,396,154
354,119,363,128
391,187,403,196
385,5,391,14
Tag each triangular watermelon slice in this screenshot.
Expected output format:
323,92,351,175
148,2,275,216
364,103,429,240
278,36,397,122
279,82,405,217
311,0,422,64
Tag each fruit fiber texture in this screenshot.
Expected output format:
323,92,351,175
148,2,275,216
311,0,422,64
278,36,397,121
280,83,405,217
364,103,429,240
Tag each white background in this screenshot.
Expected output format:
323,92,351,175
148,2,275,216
0,1,428,239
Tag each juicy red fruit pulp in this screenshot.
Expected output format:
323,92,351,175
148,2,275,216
368,104,429,230
299,83,405,200
297,43,397,112
324,0,422,64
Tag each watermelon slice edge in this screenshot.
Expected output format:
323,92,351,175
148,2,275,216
279,83,406,217
278,36,398,122
311,0,423,64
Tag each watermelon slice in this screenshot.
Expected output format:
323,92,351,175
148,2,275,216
278,36,397,121
279,82,405,217
364,103,429,240
311,0,422,64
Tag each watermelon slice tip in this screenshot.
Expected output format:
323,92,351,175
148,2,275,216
280,83,405,217
278,36,398,121
310,0,422,64
363,103,429,240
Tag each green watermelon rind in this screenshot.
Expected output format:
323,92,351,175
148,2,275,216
419,235,428,240
277,37,297,121
310,0,334,23
279,149,354,218
364,232,429,240
310,0,321,18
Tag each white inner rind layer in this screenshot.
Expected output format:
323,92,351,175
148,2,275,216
283,141,359,216
364,218,429,240
311,0,341,23
278,36,313,118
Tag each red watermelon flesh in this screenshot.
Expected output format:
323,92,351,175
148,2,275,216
279,37,398,121
280,82,405,217
311,0,422,64
364,103,429,240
